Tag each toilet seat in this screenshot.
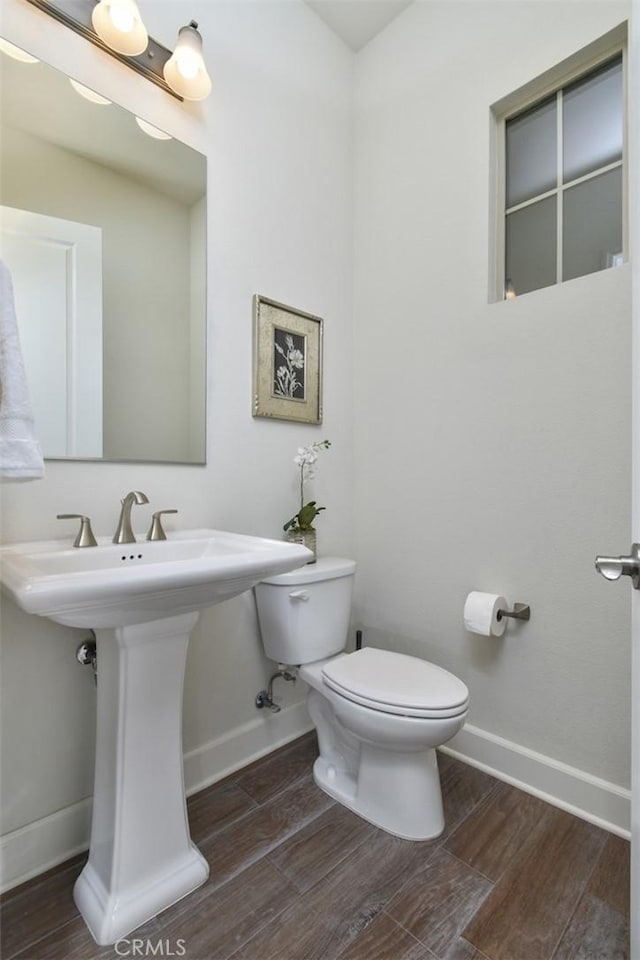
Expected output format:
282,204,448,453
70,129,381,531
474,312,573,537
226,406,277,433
322,648,469,719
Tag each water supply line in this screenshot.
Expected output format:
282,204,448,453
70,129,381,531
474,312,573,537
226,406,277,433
255,668,297,713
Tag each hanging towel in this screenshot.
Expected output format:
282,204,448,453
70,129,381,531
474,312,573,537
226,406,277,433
0,258,45,480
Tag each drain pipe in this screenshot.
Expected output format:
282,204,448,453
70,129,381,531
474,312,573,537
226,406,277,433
255,668,297,713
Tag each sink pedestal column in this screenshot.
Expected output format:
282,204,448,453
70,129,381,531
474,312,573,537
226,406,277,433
73,612,209,945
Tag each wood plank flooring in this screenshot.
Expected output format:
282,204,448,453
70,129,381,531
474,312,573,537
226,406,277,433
1,733,630,960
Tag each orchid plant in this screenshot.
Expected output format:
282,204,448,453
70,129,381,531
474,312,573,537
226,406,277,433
283,440,331,533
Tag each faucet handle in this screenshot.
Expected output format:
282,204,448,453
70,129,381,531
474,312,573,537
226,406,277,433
146,509,178,541
57,514,98,548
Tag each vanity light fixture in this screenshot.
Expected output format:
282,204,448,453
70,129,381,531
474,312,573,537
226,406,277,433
135,117,172,140
24,0,211,101
163,21,211,102
69,77,112,104
91,0,148,56
0,37,39,62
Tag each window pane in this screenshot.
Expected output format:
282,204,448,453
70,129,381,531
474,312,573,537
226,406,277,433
563,57,622,183
505,196,557,296
563,167,622,282
506,96,557,208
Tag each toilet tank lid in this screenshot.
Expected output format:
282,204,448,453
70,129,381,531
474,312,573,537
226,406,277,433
260,556,356,585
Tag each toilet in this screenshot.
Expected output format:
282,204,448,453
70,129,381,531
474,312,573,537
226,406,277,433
254,557,469,840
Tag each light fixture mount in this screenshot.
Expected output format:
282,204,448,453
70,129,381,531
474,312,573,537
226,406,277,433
25,0,183,99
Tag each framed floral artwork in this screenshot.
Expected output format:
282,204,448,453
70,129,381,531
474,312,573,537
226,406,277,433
252,295,324,424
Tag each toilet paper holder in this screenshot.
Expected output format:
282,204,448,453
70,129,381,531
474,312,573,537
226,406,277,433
496,602,531,622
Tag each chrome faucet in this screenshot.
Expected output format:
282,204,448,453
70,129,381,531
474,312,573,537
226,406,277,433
113,491,149,544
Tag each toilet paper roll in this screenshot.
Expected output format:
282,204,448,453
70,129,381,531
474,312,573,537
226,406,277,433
463,592,507,637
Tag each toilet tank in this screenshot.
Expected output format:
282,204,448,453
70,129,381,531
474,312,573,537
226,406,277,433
254,557,356,665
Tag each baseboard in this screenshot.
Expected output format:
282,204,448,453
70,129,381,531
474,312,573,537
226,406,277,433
0,798,93,894
441,722,631,839
182,700,313,797
0,701,313,894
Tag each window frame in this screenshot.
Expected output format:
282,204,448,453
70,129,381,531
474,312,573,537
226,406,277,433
489,23,628,303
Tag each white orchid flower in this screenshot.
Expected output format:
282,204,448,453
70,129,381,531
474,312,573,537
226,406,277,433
286,439,332,535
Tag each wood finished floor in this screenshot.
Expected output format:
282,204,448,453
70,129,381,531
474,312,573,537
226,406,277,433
1,733,630,960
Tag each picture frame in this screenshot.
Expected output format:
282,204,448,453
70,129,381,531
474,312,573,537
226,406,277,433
252,295,324,424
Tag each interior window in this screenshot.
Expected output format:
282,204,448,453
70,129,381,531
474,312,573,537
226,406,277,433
503,55,623,299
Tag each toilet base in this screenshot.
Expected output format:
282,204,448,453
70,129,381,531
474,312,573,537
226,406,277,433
312,743,445,841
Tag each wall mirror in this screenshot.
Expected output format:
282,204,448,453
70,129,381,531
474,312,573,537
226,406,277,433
0,49,207,464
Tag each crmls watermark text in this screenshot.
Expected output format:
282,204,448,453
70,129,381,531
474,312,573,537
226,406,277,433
114,939,187,957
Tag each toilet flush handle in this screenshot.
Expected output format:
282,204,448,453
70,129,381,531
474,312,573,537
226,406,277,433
289,590,310,602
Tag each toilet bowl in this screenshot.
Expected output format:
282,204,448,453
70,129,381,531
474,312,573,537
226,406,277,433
254,558,469,840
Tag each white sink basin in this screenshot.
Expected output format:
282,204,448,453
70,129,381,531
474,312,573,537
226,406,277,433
0,528,311,944
0,528,312,627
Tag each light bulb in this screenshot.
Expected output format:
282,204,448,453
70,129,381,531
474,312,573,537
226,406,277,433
109,1,135,34
163,22,211,101
91,0,148,56
176,49,199,80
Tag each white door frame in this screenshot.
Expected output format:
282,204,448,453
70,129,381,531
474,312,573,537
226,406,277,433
0,206,103,459
631,1,639,955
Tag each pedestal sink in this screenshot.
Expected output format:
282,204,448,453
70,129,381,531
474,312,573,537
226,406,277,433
0,530,311,944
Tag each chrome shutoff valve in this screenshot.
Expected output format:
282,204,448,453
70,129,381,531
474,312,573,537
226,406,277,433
255,668,297,713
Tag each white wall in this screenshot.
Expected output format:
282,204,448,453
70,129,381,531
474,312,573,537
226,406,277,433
353,1,632,825
0,0,354,887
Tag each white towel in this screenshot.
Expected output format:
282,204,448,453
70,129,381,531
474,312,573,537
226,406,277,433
0,258,45,480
